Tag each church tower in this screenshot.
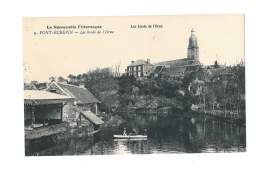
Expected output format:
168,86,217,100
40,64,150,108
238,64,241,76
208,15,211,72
187,28,199,61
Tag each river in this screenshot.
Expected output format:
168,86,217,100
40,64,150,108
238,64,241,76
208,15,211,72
28,113,246,155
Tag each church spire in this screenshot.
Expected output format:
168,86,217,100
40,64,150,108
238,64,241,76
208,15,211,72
187,28,199,61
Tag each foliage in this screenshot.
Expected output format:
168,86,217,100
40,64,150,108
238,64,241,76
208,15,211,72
55,63,245,118
184,64,245,113
66,68,120,113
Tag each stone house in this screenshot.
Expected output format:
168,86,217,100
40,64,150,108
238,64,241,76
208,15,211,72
126,58,154,77
46,81,103,127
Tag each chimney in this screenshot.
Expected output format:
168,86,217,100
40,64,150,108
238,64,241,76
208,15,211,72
131,60,135,64
147,58,150,64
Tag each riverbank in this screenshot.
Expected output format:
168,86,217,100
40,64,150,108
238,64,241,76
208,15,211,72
25,107,245,156
101,115,125,127
25,121,101,156
190,109,246,127
27,111,246,155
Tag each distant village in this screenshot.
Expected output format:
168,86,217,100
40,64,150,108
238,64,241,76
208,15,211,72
24,29,245,155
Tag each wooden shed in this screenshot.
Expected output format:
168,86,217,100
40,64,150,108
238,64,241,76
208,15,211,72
24,90,72,130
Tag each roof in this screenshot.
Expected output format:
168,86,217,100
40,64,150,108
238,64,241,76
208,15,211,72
153,65,164,74
56,82,100,104
155,58,189,67
162,66,187,76
170,66,187,73
24,90,72,104
128,59,151,66
24,83,38,90
206,67,233,80
80,111,104,125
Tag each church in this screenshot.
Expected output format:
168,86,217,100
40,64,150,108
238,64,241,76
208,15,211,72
126,29,200,79
153,28,200,78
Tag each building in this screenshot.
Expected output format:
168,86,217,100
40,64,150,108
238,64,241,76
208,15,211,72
24,89,103,155
187,28,199,61
153,58,196,78
46,81,103,128
153,29,200,78
24,82,38,90
24,90,73,139
126,58,154,77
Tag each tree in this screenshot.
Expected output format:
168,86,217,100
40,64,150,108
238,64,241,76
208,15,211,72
112,63,121,78
67,74,78,85
57,76,68,83
49,76,56,82
82,68,120,113
214,60,220,68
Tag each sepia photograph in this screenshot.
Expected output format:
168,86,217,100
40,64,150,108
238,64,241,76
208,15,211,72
23,15,245,156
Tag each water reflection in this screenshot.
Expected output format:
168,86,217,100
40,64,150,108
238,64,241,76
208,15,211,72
27,113,246,155
84,114,245,154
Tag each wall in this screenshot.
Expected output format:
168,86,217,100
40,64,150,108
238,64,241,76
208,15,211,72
62,102,95,122
63,102,77,122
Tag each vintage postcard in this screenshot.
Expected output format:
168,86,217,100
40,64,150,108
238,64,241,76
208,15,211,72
23,15,245,156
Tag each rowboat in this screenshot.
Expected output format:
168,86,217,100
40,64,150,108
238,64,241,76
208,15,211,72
113,135,147,139
113,138,147,142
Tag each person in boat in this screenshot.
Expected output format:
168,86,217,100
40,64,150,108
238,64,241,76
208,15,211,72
122,128,127,136
144,128,147,135
129,128,138,135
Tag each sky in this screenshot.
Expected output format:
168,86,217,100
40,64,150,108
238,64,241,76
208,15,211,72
23,15,244,82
